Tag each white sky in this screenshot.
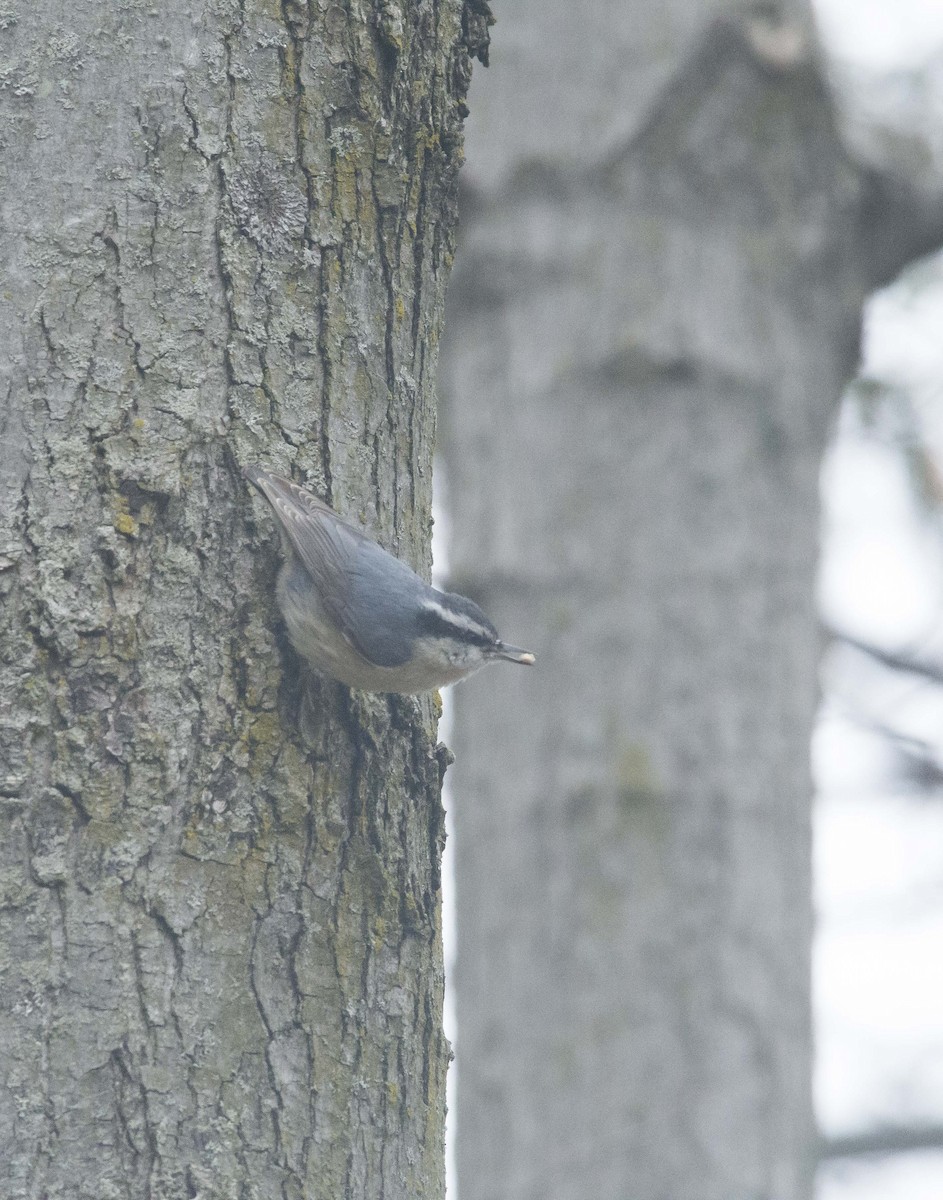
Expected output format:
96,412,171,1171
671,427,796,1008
813,0,943,68
819,428,943,644
821,1152,943,1200
813,7,943,1196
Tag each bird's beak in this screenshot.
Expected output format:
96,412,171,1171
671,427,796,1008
494,643,536,666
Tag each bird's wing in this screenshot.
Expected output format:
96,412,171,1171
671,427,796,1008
342,538,428,667
245,467,420,668
245,467,359,594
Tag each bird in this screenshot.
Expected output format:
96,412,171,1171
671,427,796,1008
243,465,535,694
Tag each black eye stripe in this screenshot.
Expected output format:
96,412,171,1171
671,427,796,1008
417,606,495,648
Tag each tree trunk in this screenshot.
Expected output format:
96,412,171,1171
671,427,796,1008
0,1,484,1195
440,4,943,1199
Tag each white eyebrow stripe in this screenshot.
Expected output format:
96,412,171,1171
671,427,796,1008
419,598,492,640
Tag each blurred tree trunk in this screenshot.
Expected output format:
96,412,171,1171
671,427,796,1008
440,3,943,1199
0,1,484,1196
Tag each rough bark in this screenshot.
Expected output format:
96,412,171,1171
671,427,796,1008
440,4,943,1200
0,0,483,1196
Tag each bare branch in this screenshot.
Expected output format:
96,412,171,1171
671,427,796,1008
820,1124,943,1159
828,627,943,688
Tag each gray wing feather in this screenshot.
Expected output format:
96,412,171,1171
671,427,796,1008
245,467,424,668
343,540,428,667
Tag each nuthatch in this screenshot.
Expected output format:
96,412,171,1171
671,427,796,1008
244,466,535,694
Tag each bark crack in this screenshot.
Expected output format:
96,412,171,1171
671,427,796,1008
95,210,146,380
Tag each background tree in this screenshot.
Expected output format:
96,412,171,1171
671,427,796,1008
0,1,489,1195
439,2,943,1198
